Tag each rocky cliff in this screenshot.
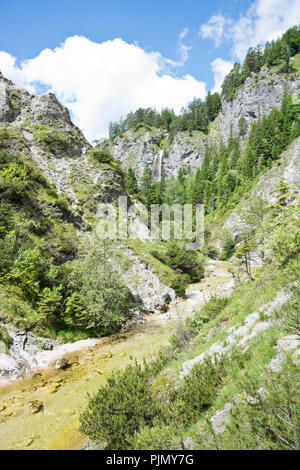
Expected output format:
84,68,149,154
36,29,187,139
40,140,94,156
0,71,176,316
99,65,300,180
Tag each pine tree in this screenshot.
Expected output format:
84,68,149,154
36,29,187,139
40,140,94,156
192,168,204,205
141,164,155,208
125,167,139,195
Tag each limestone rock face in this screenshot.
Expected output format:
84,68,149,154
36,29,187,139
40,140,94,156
0,71,72,128
30,93,72,127
165,131,206,178
101,128,207,180
116,246,176,312
102,128,165,180
0,72,28,123
100,66,300,180
210,66,300,142
0,71,176,317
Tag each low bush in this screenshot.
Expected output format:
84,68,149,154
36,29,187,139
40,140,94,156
188,296,228,333
80,361,163,449
220,357,300,450
88,148,113,164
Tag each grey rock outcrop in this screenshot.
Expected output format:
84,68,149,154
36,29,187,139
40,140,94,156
210,66,300,142
99,66,300,180
0,70,176,318
179,287,291,380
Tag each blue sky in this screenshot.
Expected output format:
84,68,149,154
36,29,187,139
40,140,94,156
0,0,251,89
0,0,299,140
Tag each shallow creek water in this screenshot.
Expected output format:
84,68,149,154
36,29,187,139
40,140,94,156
0,260,232,450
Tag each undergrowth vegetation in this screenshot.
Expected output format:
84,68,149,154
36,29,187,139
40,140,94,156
0,148,134,338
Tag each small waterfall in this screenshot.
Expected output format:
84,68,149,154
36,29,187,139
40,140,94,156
152,150,164,182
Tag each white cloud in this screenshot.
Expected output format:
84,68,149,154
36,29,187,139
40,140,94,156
211,58,234,93
230,0,300,61
177,28,192,64
0,52,28,88
199,15,230,47
0,35,206,141
200,0,300,61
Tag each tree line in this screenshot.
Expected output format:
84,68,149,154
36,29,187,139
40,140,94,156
109,92,221,140
222,26,300,101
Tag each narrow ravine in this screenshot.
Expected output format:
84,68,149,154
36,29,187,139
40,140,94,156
0,260,233,450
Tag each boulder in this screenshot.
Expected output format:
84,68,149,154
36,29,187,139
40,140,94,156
55,357,71,370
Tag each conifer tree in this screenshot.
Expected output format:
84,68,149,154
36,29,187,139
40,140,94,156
125,167,139,195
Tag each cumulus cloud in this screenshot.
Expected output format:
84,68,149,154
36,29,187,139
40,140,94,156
0,35,206,141
230,0,300,60
0,51,27,88
200,0,300,61
199,15,230,47
211,58,234,93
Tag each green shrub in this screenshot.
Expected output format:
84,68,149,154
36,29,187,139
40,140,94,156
1,249,40,299
66,244,134,332
38,287,62,326
220,358,300,450
152,240,205,288
64,292,88,329
88,148,113,164
34,129,68,153
189,296,228,333
171,354,229,426
220,229,235,260
80,361,162,449
131,424,180,450
170,273,190,297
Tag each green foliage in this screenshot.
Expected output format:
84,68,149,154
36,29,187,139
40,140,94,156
87,148,113,164
151,240,204,295
222,26,300,101
140,164,155,208
171,354,230,426
0,325,10,353
220,229,235,259
108,92,221,140
165,240,204,281
0,148,133,337
34,128,68,153
66,243,134,332
124,167,139,195
1,249,40,298
238,116,248,137
170,273,190,297
220,358,300,450
80,360,162,449
268,200,300,265
189,296,228,333
38,287,62,326
131,424,180,450
64,292,88,329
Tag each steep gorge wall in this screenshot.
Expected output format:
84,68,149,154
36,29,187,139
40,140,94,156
0,71,175,314
101,65,300,180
